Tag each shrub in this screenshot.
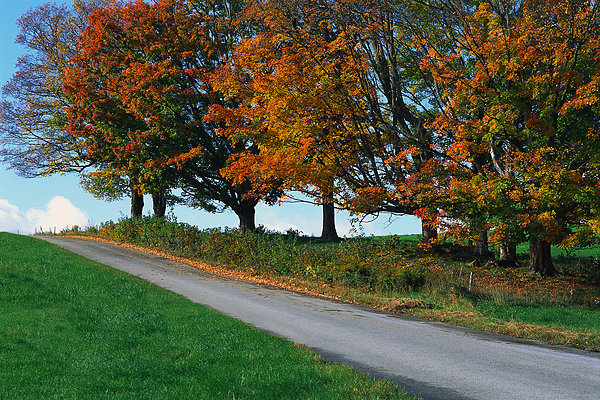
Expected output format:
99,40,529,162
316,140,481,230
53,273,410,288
95,216,428,292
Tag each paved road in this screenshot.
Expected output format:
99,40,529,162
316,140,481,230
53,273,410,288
40,236,600,400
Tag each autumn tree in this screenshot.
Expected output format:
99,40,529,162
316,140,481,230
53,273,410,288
335,0,447,243
209,0,360,240
64,0,280,231
419,0,600,275
0,0,171,217
210,0,447,242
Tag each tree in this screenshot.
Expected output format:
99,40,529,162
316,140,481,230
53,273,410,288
208,0,354,240
210,0,446,242
0,1,110,177
0,0,168,217
64,0,281,231
419,0,600,275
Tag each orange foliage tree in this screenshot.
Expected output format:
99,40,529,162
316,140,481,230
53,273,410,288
418,0,600,275
208,0,361,240
64,0,281,229
0,0,167,218
209,0,447,242
0,0,168,217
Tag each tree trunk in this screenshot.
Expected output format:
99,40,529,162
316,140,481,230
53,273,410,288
152,193,167,217
421,219,438,244
498,240,517,266
235,205,256,233
320,194,339,241
529,237,558,276
131,187,144,217
473,230,490,257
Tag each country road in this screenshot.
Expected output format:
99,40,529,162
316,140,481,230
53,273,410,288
40,236,600,400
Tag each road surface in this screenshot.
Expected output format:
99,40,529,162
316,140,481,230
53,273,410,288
40,236,600,400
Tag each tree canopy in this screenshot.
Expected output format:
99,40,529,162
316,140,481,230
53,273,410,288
418,0,600,274
208,0,449,242
64,0,281,231
3,0,600,275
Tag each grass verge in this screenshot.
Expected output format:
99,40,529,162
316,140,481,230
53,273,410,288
0,232,416,400
59,216,600,352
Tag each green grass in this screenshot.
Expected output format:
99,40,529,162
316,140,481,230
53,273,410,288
473,301,600,332
514,241,600,258
0,233,416,400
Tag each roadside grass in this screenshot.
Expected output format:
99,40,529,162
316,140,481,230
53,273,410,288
61,216,600,351
473,301,600,332
0,232,416,400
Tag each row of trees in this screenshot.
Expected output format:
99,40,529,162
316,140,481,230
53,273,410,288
2,0,600,276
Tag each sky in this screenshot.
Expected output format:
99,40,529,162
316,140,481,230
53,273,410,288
0,0,422,237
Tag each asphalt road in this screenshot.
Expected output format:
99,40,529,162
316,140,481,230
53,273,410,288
40,236,600,400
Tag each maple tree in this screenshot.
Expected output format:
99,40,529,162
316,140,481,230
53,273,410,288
418,0,600,275
0,0,171,217
209,0,448,242
208,0,356,240
64,0,280,230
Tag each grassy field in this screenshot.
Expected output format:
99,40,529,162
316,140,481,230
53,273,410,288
0,232,416,399
64,216,600,352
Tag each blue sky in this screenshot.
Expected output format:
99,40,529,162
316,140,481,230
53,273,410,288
0,0,421,236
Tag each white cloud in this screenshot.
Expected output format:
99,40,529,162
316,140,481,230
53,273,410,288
0,196,89,234
0,199,28,234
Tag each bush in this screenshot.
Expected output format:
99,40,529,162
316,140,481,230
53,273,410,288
94,216,428,292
